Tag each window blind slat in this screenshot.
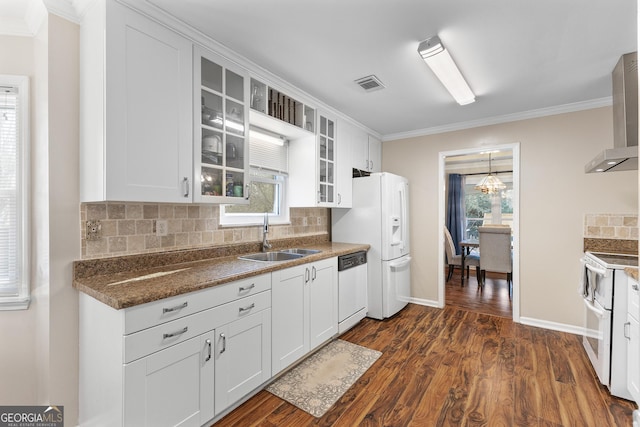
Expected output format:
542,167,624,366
249,137,288,173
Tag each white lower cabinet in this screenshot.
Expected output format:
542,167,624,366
80,257,340,426
214,308,271,415
79,274,271,427
124,332,215,427
272,257,338,375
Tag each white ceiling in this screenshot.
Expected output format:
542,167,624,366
2,0,637,138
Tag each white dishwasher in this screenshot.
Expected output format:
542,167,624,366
338,251,368,333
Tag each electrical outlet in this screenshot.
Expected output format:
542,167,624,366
155,219,168,236
86,220,102,241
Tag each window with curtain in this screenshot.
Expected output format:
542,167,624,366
0,76,30,310
220,129,289,225
463,173,513,239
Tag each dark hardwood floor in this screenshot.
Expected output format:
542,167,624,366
446,267,512,318
213,276,637,426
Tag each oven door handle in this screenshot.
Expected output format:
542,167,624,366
583,298,606,319
585,262,607,277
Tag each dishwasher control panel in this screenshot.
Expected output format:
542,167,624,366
338,251,367,271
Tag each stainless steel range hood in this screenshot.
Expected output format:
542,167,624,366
585,52,638,173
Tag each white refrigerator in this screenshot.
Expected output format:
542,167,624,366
332,172,411,319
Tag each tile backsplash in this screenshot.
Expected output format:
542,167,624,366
80,203,329,259
584,213,638,239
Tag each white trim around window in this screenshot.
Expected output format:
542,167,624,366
0,75,30,310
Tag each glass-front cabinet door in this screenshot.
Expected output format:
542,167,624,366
194,46,249,203
317,112,336,206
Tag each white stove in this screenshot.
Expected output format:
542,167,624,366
580,251,638,400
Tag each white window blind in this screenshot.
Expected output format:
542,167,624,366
0,77,29,309
249,130,288,174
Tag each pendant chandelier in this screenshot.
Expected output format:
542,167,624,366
474,153,506,194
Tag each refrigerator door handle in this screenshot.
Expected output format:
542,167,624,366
389,256,412,269
399,183,407,251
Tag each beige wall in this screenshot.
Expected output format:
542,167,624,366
0,14,81,424
0,35,38,406
383,107,638,328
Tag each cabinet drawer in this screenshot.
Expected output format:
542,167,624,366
629,278,639,321
124,290,271,363
124,274,271,334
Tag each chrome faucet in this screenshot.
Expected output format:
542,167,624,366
262,213,272,252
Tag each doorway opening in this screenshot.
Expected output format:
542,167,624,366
438,143,520,321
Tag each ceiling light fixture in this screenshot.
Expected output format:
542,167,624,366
418,35,475,106
474,153,506,194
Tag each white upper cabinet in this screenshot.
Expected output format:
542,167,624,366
194,47,250,204
348,123,381,173
367,135,382,173
80,0,193,203
289,110,343,207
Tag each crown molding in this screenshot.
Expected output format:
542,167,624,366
382,97,613,142
0,0,86,37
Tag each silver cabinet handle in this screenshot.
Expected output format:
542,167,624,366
205,339,212,361
370,160,374,170
624,322,631,339
219,333,226,354
633,283,639,291
239,283,255,292
183,177,190,197
312,266,317,281
245,183,250,200
239,303,255,313
163,326,188,339
163,301,188,314
305,267,310,283
337,193,342,205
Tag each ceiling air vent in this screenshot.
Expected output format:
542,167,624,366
355,75,385,92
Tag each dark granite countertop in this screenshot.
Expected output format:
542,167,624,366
73,239,369,310
625,267,639,281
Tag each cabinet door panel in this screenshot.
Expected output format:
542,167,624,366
194,47,250,203
124,332,214,427
628,314,640,403
215,309,271,414
309,259,338,349
107,3,192,202
272,265,309,374
368,135,382,172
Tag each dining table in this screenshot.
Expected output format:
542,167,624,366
459,238,479,286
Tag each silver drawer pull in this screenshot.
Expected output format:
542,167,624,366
220,333,226,354
205,339,212,362
163,326,188,339
239,303,255,313
163,301,188,314
239,283,255,292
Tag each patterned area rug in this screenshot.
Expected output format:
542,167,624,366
267,339,382,418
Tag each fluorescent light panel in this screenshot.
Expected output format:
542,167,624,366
249,128,285,146
418,36,475,105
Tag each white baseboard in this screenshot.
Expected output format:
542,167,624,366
407,297,442,309
519,316,583,335
407,299,583,336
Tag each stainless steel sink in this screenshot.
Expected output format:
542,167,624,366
239,251,304,262
279,248,321,255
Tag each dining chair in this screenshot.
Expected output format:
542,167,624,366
478,226,512,298
444,226,480,284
